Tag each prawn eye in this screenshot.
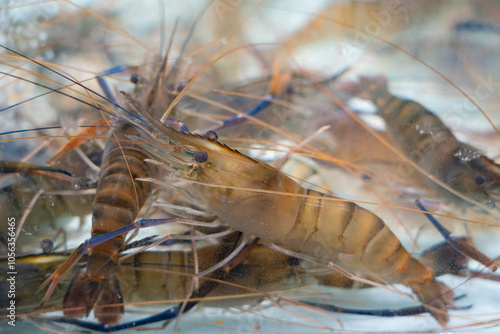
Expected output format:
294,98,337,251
474,174,486,185
205,130,218,140
130,73,140,84
40,238,54,254
287,257,300,267
194,151,208,163
176,79,186,92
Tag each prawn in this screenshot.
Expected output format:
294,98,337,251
59,122,158,325
129,100,474,326
1,235,292,318
353,75,500,212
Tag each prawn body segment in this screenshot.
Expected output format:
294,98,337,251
89,124,153,280
283,190,430,285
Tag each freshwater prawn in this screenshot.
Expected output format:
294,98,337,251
352,75,500,212
2,233,300,327
60,122,158,325
122,94,500,326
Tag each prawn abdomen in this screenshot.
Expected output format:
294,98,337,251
279,189,453,324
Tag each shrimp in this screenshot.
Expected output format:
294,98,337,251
353,75,500,212
60,122,158,325
0,238,294,317
130,105,458,326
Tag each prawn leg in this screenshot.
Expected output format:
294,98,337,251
0,161,72,177
194,94,274,134
47,117,111,166
194,66,352,134
96,65,133,106
197,66,349,133
416,199,500,271
195,67,346,134
0,62,130,114
302,300,471,318
0,161,84,188
48,293,464,332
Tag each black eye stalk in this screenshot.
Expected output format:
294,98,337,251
205,130,218,140
194,151,209,163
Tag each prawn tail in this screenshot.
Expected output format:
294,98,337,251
410,279,454,326
63,269,124,325
63,268,93,319
94,274,124,325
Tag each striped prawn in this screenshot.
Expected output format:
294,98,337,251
56,122,158,325
352,76,500,213
124,96,500,326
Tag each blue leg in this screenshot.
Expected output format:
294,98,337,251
415,200,456,242
83,218,182,252
302,296,471,318
96,65,130,107
196,67,349,134
416,199,499,271
218,94,273,129
50,245,225,332
454,21,497,34
0,68,138,127
302,301,428,317
194,94,274,134
0,45,136,121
